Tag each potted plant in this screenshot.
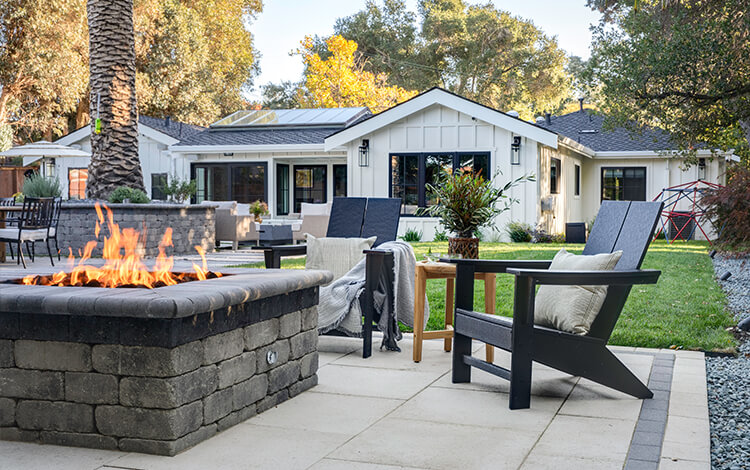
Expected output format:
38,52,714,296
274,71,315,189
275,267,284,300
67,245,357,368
250,200,269,223
163,177,197,204
422,170,533,258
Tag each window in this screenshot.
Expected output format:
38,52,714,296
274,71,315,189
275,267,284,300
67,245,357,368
293,165,326,212
574,164,581,197
601,167,646,201
192,163,267,203
550,158,561,194
276,164,290,215
390,152,491,215
151,173,168,200
68,168,87,199
333,165,347,197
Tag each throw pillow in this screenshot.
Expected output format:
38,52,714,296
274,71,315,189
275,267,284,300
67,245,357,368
305,235,377,282
534,248,623,335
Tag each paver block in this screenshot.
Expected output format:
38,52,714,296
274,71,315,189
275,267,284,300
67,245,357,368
64,372,118,405
16,400,94,433
14,341,91,372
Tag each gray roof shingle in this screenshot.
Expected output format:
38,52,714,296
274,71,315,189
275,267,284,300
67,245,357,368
139,116,205,140
174,127,341,147
537,110,675,152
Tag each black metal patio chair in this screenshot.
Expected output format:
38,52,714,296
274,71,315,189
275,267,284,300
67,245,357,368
447,200,663,409
0,197,56,268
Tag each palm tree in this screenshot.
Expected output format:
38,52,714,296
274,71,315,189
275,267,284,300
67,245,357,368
86,0,145,199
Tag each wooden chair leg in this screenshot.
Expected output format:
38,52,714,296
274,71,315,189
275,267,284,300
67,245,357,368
413,267,426,362
444,278,455,353
483,273,496,363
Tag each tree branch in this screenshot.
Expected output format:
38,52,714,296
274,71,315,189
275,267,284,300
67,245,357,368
635,83,750,103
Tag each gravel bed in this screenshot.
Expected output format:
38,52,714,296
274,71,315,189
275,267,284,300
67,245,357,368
707,254,750,469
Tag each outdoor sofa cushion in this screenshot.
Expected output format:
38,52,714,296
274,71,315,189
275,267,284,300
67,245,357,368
305,235,376,282
534,248,623,335
0,228,48,242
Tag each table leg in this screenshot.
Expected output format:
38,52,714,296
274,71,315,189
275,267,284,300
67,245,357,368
0,210,5,263
484,273,496,363
413,267,426,362
444,277,455,352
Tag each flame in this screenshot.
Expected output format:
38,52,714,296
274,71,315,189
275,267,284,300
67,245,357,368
21,203,220,288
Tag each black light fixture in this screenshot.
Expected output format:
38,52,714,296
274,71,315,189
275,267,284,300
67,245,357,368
358,139,369,167
510,135,521,165
223,152,234,157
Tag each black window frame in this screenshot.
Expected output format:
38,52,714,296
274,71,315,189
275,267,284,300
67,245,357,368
389,151,491,216
550,157,561,195
190,162,268,204
574,164,581,197
601,166,647,202
333,164,347,197
293,164,327,213
276,163,290,215
151,173,168,200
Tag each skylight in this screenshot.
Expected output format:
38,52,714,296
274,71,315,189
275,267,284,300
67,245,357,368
211,108,369,128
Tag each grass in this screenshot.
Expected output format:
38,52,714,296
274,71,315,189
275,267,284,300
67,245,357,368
236,240,736,352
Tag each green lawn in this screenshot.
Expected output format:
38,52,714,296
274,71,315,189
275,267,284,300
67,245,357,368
236,240,736,352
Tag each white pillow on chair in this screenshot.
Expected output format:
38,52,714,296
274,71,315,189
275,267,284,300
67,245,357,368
305,234,376,282
534,248,623,335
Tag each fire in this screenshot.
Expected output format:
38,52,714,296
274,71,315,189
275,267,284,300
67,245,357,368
21,203,221,288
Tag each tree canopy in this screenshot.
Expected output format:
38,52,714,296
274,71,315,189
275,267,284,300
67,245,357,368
305,0,572,120
587,0,750,164
0,0,262,145
296,35,417,113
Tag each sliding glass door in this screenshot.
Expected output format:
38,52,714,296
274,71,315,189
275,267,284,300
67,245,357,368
293,165,326,212
193,163,267,203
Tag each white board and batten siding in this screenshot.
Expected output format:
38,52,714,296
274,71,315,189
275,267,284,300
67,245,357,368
343,103,541,241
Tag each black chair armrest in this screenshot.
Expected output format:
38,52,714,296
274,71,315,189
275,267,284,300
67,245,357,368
504,268,661,286
253,244,308,268
363,249,391,256
439,258,553,273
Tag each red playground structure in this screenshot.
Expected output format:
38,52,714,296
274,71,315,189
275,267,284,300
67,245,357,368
652,180,723,244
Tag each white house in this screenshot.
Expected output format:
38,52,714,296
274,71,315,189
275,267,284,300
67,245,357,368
50,88,732,240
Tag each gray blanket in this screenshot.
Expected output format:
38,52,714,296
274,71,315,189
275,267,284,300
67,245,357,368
318,241,429,351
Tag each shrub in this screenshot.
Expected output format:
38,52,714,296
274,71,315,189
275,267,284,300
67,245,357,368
532,227,565,243
506,221,533,242
703,165,750,250
108,186,150,204
400,228,423,242
433,228,449,242
164,177,197,203
22,174,61,197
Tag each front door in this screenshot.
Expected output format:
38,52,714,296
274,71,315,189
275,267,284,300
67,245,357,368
293,165,327,213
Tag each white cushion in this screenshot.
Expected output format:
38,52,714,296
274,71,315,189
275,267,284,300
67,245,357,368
290,222,302,231
305,235,376,282
534,248,623,335
236,203,251,215
0,228,48,242
301,202,331,217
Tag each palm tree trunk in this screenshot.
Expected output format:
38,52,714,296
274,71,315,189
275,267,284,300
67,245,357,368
86,0,144,199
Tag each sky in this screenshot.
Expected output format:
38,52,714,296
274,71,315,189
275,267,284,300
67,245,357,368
248,0,603,100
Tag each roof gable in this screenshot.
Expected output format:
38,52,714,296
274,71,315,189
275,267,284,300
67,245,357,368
54,116,204,147
324,87,558,150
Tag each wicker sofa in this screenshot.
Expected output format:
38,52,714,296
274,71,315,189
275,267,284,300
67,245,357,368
202,201,259,250
292,202,332,243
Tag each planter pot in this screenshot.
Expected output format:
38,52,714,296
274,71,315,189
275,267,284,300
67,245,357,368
448,237,479,259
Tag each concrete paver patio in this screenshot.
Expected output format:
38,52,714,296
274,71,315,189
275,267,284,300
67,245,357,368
0,257,710,469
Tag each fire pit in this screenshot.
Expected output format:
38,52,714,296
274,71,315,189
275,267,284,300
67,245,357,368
0,205,332,456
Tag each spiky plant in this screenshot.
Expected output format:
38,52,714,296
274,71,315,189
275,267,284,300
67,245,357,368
421,170,534,238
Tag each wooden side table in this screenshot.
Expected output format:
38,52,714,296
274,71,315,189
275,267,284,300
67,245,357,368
413,261,496,363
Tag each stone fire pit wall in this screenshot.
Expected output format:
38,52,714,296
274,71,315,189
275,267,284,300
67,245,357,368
0,269,332,456
57,202,216,257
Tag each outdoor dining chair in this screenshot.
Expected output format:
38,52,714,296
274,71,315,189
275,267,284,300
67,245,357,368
447,200,663,409
0,197,56,268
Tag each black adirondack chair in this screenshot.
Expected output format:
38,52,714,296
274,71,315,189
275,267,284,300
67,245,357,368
448,201,663,409
253,197,400,268
255,197,402,358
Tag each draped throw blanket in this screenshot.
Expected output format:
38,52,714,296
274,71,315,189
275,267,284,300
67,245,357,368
317,241,429,351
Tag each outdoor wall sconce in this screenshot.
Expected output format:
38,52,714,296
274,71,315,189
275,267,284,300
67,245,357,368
510,135,521,165
358,139,370,167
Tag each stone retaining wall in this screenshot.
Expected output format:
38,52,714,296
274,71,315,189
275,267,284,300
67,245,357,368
57,203,215,257
0,307,318,456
